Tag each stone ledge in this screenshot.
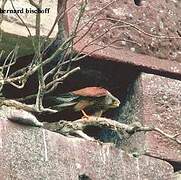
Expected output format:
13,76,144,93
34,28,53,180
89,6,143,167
0,119,174,180
125,73,181,163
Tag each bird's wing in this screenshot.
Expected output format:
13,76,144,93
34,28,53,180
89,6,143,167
43,92,79,109
72,87,108,97
50,101,77,110
54,93,79,103
46,93,79,103
74,99,94,111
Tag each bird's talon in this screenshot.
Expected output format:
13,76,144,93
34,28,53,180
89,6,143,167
81,110,90,119
82,115,89,119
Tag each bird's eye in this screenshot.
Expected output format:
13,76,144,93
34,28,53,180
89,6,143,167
113,100,117,105
112,99,120,107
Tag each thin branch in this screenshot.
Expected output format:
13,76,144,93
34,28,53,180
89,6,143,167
10,0,32,37
0,99,57,113
76,0,117,34
9,66,28,78
0,35,74,86
8,81,25,89
67,0,88,71
45,0,78,40
28,0,40,9
70,22,129,60
1,48,16,70
137,126,181,145
106,17,181,40
34,0,44,111
0,99,36,112
45,67,80,91
15,66,80,101
10,0,36,52
4,45,19,78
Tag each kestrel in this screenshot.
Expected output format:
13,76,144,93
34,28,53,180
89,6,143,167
44,87,120,117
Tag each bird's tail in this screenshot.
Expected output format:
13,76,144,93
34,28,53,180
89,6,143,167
43,93,79,111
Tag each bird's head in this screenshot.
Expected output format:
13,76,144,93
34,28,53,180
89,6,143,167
72,87,120,111
105,92,120,108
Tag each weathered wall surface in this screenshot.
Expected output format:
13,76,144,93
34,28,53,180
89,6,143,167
68,0,181,62
0,119,174,180
123,73,181,164
141,73,181,162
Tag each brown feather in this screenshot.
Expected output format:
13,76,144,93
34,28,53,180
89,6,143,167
72,87,108,97
74,100,94,111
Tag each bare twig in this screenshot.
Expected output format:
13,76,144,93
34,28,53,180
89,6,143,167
28,0,41,9
10,0,32,37
106,17,181,40
0,99,36,112
45,67,80,91
45,0,77,40
1,46,18,69
0,99,57,113
15,66,80,101
76,0,117,34
10,0,36,53
4,45,19,78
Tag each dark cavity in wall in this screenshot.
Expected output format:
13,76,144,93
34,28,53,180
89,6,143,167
168,161,181,172
79,174,92,180
133,0,142,6
48,57,141,144
2,55,141,144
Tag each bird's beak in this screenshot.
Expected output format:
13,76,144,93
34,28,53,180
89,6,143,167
112,99,120,107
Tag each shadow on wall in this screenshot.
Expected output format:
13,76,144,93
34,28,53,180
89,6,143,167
46,57,142,144
2,55,142,144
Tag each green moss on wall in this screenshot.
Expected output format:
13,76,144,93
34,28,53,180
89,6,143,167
0,31,35,58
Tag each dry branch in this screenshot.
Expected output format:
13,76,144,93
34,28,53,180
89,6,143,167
106,16,181,40
0,99,57,113
43,116,181,144
45,67,80,92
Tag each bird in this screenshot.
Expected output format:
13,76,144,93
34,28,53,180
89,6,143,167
43,87,120,118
